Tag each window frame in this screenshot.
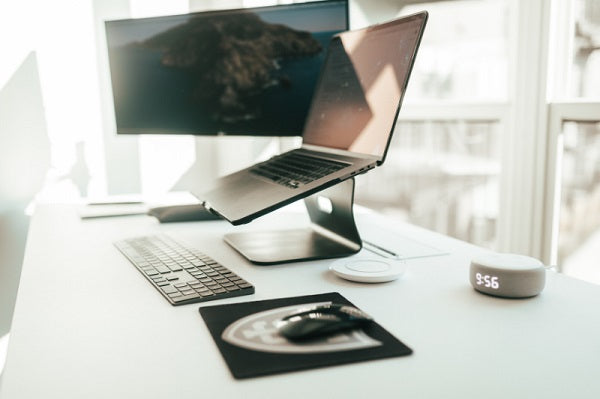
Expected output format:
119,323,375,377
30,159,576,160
544,102,600,267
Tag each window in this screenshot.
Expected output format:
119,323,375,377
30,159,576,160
566,0,600,99
545,0,600,283
401,0,509,101
355,0,509,250
558,122,600,283
357,120,502,248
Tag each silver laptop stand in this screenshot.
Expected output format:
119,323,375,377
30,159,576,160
224,178,362,265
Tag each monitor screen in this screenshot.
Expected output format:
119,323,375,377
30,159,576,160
105,0,348,136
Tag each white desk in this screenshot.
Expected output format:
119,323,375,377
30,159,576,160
2,204,600,399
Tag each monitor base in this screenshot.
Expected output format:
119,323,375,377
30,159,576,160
224,178,362,265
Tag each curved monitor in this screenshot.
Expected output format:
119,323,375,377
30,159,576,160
105,0,348,136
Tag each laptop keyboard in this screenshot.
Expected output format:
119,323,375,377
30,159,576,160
250,151,348,189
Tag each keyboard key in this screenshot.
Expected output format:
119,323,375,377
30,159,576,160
156,266,171,274
173,282,188,288
161,286,178,294
174,293,201,302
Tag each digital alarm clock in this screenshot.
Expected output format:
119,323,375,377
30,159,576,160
469,253,546,298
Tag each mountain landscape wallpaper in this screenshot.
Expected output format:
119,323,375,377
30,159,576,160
106,3,347,135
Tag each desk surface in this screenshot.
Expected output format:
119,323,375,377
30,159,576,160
2,204,600,399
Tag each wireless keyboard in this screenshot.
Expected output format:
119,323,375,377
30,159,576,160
114,235,254,305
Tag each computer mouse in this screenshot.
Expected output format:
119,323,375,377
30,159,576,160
277,303,373,341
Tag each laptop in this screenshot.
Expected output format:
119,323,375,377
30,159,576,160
197,11,428,225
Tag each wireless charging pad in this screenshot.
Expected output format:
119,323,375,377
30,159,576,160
329,257,406,283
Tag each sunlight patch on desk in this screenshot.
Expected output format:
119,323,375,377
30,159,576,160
357,219,449,260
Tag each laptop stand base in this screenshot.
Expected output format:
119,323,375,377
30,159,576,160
224,178,362,265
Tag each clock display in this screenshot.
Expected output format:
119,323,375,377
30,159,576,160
475,272,499,289
470,253,546,298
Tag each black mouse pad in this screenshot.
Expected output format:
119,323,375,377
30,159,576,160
198,292,412,379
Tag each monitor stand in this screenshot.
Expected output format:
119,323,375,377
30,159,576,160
224,178,362,265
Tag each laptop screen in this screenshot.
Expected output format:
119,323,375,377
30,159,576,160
302,12,427,160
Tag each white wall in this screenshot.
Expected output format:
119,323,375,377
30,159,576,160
0,49,49,337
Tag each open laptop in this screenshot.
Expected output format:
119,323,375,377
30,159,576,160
197,11,428,225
